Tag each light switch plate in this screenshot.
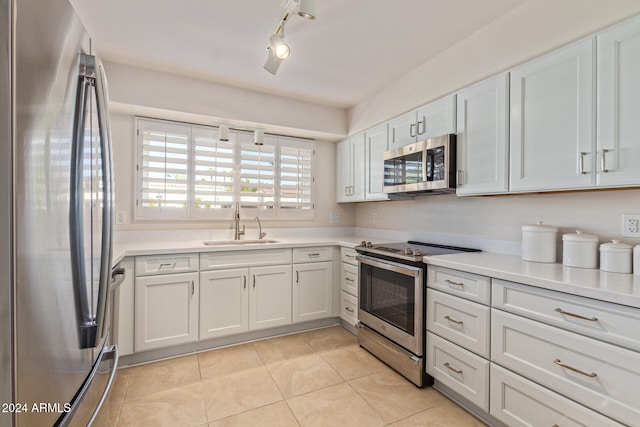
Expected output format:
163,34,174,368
622,214,640,237
116,211,128,225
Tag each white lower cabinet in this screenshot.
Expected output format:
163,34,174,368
199,268,249,340
426,332,489,410
490,363,623,427
135,271,199,352
492,309,640,426
292,261,333,323
339,247,358,327
339,291,358,326
249,265,292,330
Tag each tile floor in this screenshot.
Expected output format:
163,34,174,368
102,326,486,427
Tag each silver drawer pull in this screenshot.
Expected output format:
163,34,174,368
444,279,464,287
345,254,355,258
345,307,354,313
553,359,597,378
308,253,320,257
345,277,354,282
444,315,464,325
159,262,177,270
444,362,463,374
555,308,598,322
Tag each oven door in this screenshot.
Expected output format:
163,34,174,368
357,255,424,355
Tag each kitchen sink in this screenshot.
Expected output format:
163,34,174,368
203,239,280,246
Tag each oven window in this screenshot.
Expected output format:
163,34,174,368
360,263,415,335
426,146,445,181
383,151,423,187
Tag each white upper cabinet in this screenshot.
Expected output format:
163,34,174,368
597,15,640,187
336,133,365,202
456,74,510,196
509,38,596,192
364,123,389,201
388,95,456,149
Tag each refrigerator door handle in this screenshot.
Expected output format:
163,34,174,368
93,56,114,346
87,345,119,426
70,53,97,349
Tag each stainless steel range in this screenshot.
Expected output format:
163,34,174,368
355,241,479,387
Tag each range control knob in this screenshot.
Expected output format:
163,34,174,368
366,241,372,247
360,241,367,247
413,249,422,257
404,248,413,255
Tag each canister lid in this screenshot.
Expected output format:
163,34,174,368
599,239,632,253
562,230,598,242
522,221,558,233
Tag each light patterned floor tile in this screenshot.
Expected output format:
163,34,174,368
349,370,447,423
252,334,316,365
207,401,299,427
287,383,386,427
299,325,358,353
125,354,201,399
388,402,487,426
320,344,392,381
198,343,264,379
265,353,344,398
202,365,283,421
117,382,206,427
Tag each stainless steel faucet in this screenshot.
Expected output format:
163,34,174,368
234,202,245,240
255,216,266,239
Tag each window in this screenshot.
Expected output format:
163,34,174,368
135,118,315,220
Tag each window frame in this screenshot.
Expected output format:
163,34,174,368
134,117,315,221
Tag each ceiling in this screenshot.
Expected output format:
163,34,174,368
69,0,526,109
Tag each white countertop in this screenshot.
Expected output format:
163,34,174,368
424,252,640,309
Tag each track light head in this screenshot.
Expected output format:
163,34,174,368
297,0,316,20
268,32,290,60
254,129,264,145
218,124,229,141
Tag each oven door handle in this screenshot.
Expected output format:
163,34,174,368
356,255,422,277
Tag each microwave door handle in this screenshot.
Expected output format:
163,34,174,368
70,55,96,349
93,56,115,346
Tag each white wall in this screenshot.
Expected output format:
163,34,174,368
348,0,640,253
110,112,356,231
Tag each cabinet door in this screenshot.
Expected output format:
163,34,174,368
134,272,198,352
510,38,595,192
293,261,333,323
335,138,352,203
199,268,249,340
249,265,292,330
350,133,366,201
456,74,509,195
415,94,456,140
597,16,640,187
364,123,389,201
388,110,418,148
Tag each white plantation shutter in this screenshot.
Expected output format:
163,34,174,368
137,120,189,218
239,133,276,212
135,119,315,220
279,138,314,217
192,126,236,218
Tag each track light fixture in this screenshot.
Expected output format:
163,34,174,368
263,0,316,75
254,129,264,145
218,124,229,141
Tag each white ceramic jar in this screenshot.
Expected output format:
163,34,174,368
600,240,632,273
522,221,557,263
562,230,599,268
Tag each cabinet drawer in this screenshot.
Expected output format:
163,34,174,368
200,249,292,270
340,262,358,296
339,291,358,326
490,363,623,427
426,332,489,411
340,247,358,265
135,253,199,276
427,289,490,357
493,279,640,352
426,266,490,304
292,246,333,263
492,310,640,426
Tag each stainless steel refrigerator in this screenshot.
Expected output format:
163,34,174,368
1,0,125,425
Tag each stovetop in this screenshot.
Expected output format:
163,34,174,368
355,240,480,263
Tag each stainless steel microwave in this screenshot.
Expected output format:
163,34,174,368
383,134,456,196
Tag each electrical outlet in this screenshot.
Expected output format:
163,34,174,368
372,212,379,224
329,212,341,224
622,214,640,237
116,211,127,225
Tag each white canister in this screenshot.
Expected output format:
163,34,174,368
634,245,640,275
562,230,599,268
600,240,632,273
522,221,558,263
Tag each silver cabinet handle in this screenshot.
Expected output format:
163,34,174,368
296,270,299,283
553,359,597,378
191,280,195,296
600,148,610,173
253,274,256,288
345,254,355,258
579,151,588,174
345,277,354,282
444,315,464,325
417,116,426,135
555,308,598,322
444,362,463,374
444,279,464,288
243,275,247,289
409,122,417,137
159,262,177,270
308,253,320,257
345,306,354,313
